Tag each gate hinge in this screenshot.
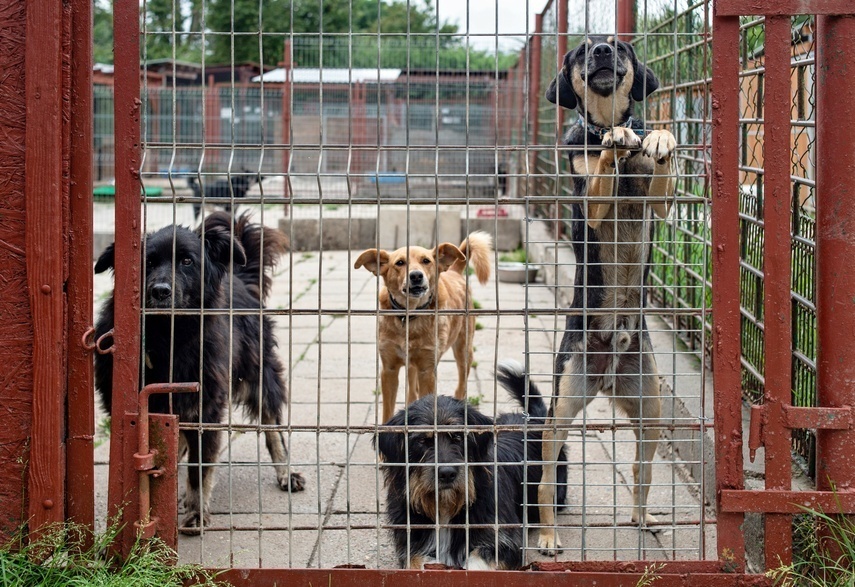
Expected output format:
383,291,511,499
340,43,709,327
748,403,852,462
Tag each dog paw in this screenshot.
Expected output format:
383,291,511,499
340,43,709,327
642,130,676,165
602,126,642,150
537,530,562,556
631,509,662,533
179,510,210,536
279,471,306,492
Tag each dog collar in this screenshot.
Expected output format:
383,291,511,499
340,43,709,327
579,115,647,139
388,292,434,323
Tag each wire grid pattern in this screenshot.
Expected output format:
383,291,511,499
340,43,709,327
527,0,711,562
633,9,818,470
120,0,718,570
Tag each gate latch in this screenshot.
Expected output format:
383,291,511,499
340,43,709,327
134,382,199,539
748,403,853,462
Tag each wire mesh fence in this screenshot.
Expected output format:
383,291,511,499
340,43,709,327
92,0,817,571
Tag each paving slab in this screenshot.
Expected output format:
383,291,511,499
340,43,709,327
92,245,713,570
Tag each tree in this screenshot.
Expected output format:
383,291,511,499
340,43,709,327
93,0,113,64
96,0,519,71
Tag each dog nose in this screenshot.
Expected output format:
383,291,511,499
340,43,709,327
408,271,424,285
437,466,458,485
151,283,172,301
592,43,614,58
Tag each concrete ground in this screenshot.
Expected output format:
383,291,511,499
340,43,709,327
93,203,715,570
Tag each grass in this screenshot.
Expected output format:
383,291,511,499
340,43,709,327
636,562,663,586
499,248,528,264
0,522,225,587
766,506,855,586
94,417,111,449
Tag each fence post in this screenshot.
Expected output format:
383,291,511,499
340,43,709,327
67,0,95,547
282,39,292,206
556,0,568,130
711,10,746,568
110,0,143,558
815,13,855,543
25,0,68,541
761,15,794,568
617,0,636,40
527,14,543,201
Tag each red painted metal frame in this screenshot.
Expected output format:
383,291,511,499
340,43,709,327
214,567,769,587
25,0,68,537
816,12,855,523
715,0,853,16
110,0,144,558
66,0,95,546
101,0,855,581
710,11,745,568
721,490,855,514
760,15,794,568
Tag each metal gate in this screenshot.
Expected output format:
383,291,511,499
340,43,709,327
98,0,855,583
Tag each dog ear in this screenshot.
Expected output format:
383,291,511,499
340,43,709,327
545,72,578,110
374,409,406,463
94,242,115,274
435,243,465,273
354,249,390,276
203,225,248,267
545,49,579,110
465,406,495,457
631,60,660,102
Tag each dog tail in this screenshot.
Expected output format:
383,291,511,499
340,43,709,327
201,211,289,303
496,359,549,422
456,230,493,285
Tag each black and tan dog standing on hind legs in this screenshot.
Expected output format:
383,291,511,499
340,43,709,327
534,35,676,554
354,232,492,424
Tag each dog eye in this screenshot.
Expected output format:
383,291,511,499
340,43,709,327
450,432,463,443
422,258,431,265
181,257,193,266
395,259,406,267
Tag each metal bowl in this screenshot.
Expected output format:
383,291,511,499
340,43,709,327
497,262,540,283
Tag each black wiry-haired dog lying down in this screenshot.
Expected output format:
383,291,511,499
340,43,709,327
94,211,305,533
374,361,567,570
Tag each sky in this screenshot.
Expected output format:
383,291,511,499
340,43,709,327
434,0,621,51
435,0,543,50
434,0,544,51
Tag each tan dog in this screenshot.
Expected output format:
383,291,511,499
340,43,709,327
355,232,492,424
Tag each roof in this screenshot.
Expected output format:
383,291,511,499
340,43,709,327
252,68,402,84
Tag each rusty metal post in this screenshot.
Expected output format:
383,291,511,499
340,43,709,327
25,0,67,539
529,13,543,158
67,0,95,547
816,10,855,530
616,0,636,41
282,39,293,207
556,0,568,130
761,15,794,568
206,74,220,172
711,9,746,568
527,14,543,202
110,0,143,558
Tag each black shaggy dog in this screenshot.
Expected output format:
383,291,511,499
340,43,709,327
375,361,567,570
94,211,305,533
187,172,261,219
